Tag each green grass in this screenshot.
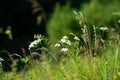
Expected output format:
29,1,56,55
0,41,120,80
0,11,120,80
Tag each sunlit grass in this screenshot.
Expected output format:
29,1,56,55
0,43,120,80
0,11,120,80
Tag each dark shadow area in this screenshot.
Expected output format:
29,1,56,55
0,0,89,72
0,0,46,54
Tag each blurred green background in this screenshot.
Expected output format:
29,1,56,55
47,0,120,42
0,0,120,53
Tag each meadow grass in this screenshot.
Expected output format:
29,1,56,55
0,43,120,80
0,11,120,80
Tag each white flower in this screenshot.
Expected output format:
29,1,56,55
66,40,71,45
28,39,41,50
60,39,66,43
100,27,108,31
28,44,34,50
60,39,71,45
59,36,72,45
63,36,68,39
55,43,60,47
74,36,80,41
61,48,68,52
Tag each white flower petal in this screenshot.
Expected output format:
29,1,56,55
61,48,68,52
63,36,68,39
100,27,108,31
60,39,66,43
74,36,80,41
55,43,60,47
66,40,71,45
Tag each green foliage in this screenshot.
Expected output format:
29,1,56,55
5,26,13,40
47,3,79,42
0,26,13,39
0,1,120,79
81,0,120,26
20,57,29,64
0,40,120,80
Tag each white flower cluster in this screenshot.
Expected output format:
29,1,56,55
61,48,68,52
54,36,70,53
59,36,71,45
28,39,41,50
100,27,108,31
54,34,80,53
